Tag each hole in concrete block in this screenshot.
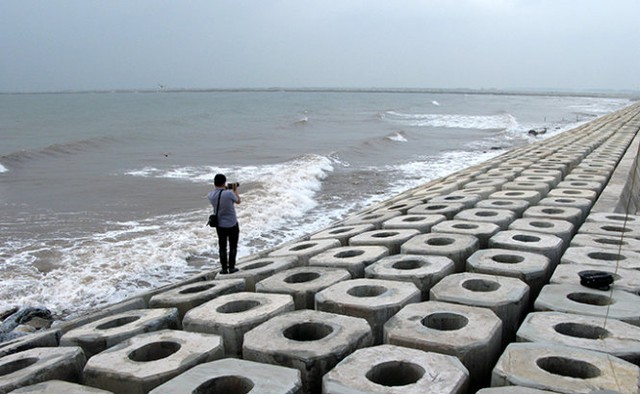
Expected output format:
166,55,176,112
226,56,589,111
284,272,321,283
392,259,425,270
425,237,454,246
530,221,554,228
402,217,424,222
452,223,478,230
577,270,620,281
372,231,399,238
0,358,38,377
193,376,255,394
426,205,447,211
388,204,408,210
593,238,623,246
329,228,351,235
513,234,541,243
422,312,469,331
476,211,498,217
128,341,181,362
541,208,564,215
553,322,609,340
444,196,464,201
601,226,630,233
505,192,524,196
335,250,365,258
96,315,140,330
462,279,500,292
492,254,525,264
587,252,625,261
563,190,581,195
291,243,316,251
243,261,273,270
572,182,588,186
366,361,425,387
566,292,613,306
536,356,601,379
283,322,334,342
180,284,216,294
604,214,632,222
217,300,262,314
493,201,512,206
363,214,384,220
347,285,387,297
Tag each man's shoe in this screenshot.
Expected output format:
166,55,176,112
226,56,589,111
228,268,239,274
220,269,229,275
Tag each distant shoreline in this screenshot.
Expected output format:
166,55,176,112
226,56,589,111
2,87,639,100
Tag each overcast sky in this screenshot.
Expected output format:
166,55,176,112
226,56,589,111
1,0,639,93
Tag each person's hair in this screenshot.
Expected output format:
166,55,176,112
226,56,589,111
214,173,226,187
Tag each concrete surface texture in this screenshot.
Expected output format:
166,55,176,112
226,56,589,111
1,103,640,393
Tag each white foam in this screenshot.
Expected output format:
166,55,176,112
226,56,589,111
432,100,440,106
385,111,519,130
387,131,408,142
0,163,7,173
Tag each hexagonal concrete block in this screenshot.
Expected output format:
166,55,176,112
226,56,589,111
149,358,302,394
517,311,640,365
432,220,500,248
384,301,501,388
550,263,640,294
466,248,551,298
308,245,389,278
310,224,375,246
148,278,245,319
475,199,530,217
547,187,597,202
341,210,403,229
579,221,640,240
490,190,542,205
523,205,583,228
323,344,469,394
586,212,640,226
430,194,482,209
365,254,455,300
60,308,179,358
570,233,640,252
430,272,529,344
0,347,86,393
183,292,295,357
269,239,342,265
382,214,446,233
349,229,420,254
476,387,555,394
401,233,479,273
83,329,224,394
508,218,574,249
537,196,592,221
255,266,351,309
407,202,466,219
489,230,564,267
454,208,516,230
220,256,299,290
243,309,373,394
534,284,640,326
491,343,640,394
315,278,421,344
0,329,61,358
561,246,640,271
11,380,113,393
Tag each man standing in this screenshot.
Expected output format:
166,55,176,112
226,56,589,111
208,173,240,274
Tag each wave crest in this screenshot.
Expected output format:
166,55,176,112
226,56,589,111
384,111,518,130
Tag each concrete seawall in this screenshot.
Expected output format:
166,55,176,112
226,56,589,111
2,103,640,393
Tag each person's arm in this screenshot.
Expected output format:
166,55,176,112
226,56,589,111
232,184,241,204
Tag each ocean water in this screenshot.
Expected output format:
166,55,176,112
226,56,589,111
0,90,631,319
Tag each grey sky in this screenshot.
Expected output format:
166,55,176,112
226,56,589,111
1,0,639,92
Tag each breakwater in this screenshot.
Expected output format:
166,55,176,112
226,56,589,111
1,103,640,393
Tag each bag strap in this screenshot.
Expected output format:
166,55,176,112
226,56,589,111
215,189,223,214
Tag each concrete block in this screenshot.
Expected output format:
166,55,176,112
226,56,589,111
0,347,86,393
466,248,551,298
310,224,375,246
565,172,609,184
430,194,482,209
491,342,640,394
341,210,403,229
502,181,550,197
513,175,558,188
517,311,640,365
56,297,147,335
0,329,60,358
349,229,420,254
508,218,574,249
376,200,424,214
308,245,389,278
476,170,518,181
243,309,373,394
256,266,351,309
529,162,568,176
489,230,564,267
401,233,479,272
149,358,302,394
464,178,508,190
570,233,640,252
475,198,530,217
316,278,420,344
60,308,179,358
382,214,446,233
537,196,593,221
522,205,583,228
579,221,640,240
11,380,113,393
535,284,640,326
547,187,598,202
489,190,542,205
384,301,501,388
412,182,460,196
183,292,294,357
586,212,640,226
521,168,563,187
323,344,469,394
561,246,640,271
556,180,604,194
365,254,455,300
432,220,500,248
407,202,466,219
216,256,298,291
430,272,530,344
454,208,516,230
148,278,245,319
269,240,342,266
476,386,554,393
83,329,224,394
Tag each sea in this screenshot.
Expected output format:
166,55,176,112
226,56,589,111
0,90,632,320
